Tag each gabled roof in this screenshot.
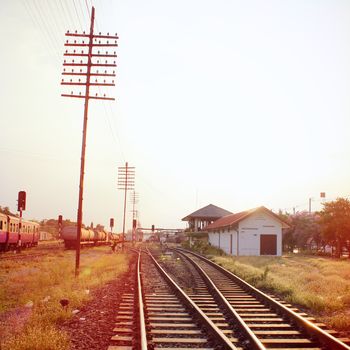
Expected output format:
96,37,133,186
205,206,290,230
182,204,233,221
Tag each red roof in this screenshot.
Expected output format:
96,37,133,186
205,206,289,231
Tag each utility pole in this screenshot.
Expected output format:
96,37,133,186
61,6,118,277
118,162,135,248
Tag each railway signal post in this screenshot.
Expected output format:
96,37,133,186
16,191,26,253
60,6,118,277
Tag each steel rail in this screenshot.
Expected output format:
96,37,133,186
145,249,238,350
178,248,350,350
137,250,148,350
176,249,266,350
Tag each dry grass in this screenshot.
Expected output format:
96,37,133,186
212,254,350,331
0,247,129,350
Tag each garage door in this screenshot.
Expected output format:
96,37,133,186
260,234,277,255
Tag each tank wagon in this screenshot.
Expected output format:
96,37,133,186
0,213,40,251
61,225,120,249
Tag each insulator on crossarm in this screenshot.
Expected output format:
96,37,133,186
78,79,81,82
61,78,64,82
63,68,66,72
71,69,74,72
97,60,99,63
103,80,105,83
75,30,77,33
98,50,100,54
83,31,85,34
112,80,114,83
96,93,98,96
79,92,82,95
70,79,72,82
81,50,83,54
114,51,116,54
113,71,115,74
66,40,69,43
99,32,101,35
74,40,77,44
71,91,73,94
80,69,82,72
67,30,70,34
107,32,109,36
80,60,82,63
65,50,68,53
95,79,97,82
82,41,85,44
64,59,66,63
72,59,75,63
104,94,106,97
104,70,107,73
106,51,108,54
105,60,107,63
73,49,76,53
107,40,109,44
113,61,116,64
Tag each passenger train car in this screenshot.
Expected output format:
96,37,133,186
0,213,40,251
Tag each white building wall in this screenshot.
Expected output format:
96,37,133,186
238,212,282,256
209,229,238,255
208,232,219,247
209,212,282,256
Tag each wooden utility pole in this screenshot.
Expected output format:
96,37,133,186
61,6,118,277
118,162,135,248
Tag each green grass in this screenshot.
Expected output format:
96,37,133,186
0,247,129,350
188,243,350,332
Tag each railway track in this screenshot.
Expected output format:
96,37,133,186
172,248,350,350
109,249,241,350
0,252,48,261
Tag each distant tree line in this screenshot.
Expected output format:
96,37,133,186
280,197,350,258
0,206,17,216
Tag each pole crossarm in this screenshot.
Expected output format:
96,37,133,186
61,94,115,100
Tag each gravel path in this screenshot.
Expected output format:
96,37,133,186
61,259,135,350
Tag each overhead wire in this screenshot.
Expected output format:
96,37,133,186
21,0,58,61
72,0,84,31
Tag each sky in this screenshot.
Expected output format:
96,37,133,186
1,0,350,232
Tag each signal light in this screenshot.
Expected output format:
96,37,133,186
110,218,114,228
133,219,137,229
58,215,63,225
17,191,26,211
151,225,155,232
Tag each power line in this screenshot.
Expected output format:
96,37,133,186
72,0,83,31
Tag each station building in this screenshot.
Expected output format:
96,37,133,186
206,206,289,256
182,204,232,232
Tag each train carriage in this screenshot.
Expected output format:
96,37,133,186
0,213,39,251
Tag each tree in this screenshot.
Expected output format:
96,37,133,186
319,198,350,258
0,206,16,216
280,211,321,253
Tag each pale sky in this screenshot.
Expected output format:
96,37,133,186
1,0,350,232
